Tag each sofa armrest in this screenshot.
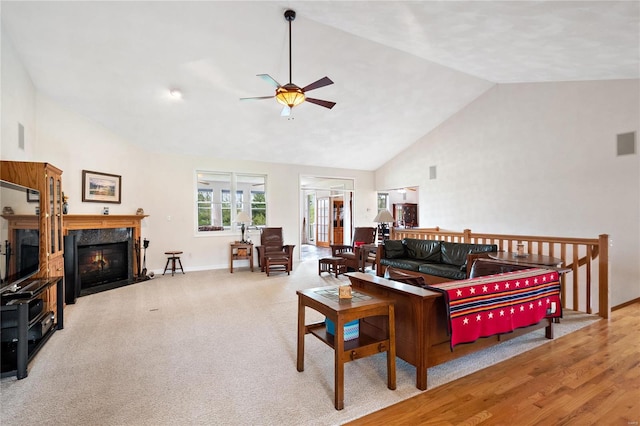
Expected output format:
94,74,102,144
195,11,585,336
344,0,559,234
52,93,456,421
467,257,532,279
465,252,496,277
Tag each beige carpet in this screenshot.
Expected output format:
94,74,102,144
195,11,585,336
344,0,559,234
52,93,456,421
0,259,599,425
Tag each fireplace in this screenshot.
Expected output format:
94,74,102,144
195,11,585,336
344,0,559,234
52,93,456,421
65,227,135,298
77,242,128,289
62,215,147,302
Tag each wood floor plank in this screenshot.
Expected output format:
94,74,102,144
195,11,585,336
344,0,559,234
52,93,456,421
345,303,640,426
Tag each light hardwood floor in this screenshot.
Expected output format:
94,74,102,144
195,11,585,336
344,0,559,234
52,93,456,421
346,302,640,426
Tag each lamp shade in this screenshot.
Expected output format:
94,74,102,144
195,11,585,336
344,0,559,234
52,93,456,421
236,211,251,223
373,209,394,223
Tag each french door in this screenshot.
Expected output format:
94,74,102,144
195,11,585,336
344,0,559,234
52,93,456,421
316,197,330,247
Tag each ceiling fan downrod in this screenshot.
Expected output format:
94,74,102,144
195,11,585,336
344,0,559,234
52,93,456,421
284,9,295,84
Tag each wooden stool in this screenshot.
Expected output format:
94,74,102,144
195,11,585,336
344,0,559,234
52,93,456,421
265,256,290,276
163,251,185,276
319,257,347,278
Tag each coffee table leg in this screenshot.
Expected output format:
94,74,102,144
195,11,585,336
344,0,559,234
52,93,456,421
387,305,397,390
335,317,345,410
296,296,305,372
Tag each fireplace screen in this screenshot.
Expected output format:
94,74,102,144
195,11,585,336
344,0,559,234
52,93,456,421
78,242,128,289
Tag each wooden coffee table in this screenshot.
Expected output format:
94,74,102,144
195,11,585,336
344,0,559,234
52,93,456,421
296,286,396,410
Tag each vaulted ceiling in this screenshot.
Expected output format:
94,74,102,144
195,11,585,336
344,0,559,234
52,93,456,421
2,1,638,170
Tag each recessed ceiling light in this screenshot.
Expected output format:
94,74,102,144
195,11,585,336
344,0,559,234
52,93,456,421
169,89,182,100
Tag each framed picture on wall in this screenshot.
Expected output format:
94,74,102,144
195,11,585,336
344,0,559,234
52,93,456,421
82,170,121,204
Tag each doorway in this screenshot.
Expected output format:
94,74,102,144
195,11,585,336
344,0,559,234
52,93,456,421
300,176,355,261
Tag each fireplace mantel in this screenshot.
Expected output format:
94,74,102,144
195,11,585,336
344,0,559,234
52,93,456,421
63,214,148,233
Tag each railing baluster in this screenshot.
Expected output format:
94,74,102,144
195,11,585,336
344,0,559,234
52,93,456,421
573,244,579,311
560,243,567,304
586,245,592,314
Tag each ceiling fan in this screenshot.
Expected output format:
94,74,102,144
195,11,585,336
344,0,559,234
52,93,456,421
240,9,336,117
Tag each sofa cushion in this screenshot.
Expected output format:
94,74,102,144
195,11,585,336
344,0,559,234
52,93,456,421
380,258,426,272
383,239,406,259
403,239,441,262
418,263,467,280
440,242,498,267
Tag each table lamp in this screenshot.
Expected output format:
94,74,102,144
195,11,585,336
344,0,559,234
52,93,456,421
373,209,394,240
236,211,251,243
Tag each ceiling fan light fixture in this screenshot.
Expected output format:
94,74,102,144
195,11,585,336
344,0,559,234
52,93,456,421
241,9,334,113
275,85,306,107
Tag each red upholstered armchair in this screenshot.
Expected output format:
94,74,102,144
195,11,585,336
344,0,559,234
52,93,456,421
256,227,295,273
330,227,376,272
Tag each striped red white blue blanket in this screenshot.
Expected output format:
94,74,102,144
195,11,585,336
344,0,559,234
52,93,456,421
427,268,562,349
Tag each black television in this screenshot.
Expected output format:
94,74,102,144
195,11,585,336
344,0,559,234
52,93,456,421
0,180,41,292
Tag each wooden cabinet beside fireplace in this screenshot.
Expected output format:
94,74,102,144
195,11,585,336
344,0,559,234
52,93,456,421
1,161,64,316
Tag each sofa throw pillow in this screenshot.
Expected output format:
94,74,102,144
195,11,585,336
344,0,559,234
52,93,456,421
384,240,406,259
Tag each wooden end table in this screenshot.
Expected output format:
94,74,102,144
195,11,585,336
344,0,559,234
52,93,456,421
296,286,396,410
229,242,253,273
318,257,347,278
488,252,564,268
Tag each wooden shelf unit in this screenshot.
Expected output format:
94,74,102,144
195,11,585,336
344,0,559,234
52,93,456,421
1,161,65,379
393,203,418,228
1,161,64,316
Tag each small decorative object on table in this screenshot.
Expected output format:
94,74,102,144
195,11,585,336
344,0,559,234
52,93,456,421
102,207,109,215
515,243,526,257
2,206,14,215
338,285,352,299
136,208,145,215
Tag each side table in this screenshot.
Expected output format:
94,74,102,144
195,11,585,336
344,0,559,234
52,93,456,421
318,257,347,278
230,242,253,273
296,286,396,410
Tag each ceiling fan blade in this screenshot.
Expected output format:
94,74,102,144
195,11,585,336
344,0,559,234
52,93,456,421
302,76,333,92
258,74,282,88
240,95,274,101
305,97,336,109
281,106,291,117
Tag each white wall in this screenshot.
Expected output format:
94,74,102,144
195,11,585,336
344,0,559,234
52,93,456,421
377,80,640,306
1,29,36,160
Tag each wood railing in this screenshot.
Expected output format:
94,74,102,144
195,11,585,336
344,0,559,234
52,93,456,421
390,227,609,319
